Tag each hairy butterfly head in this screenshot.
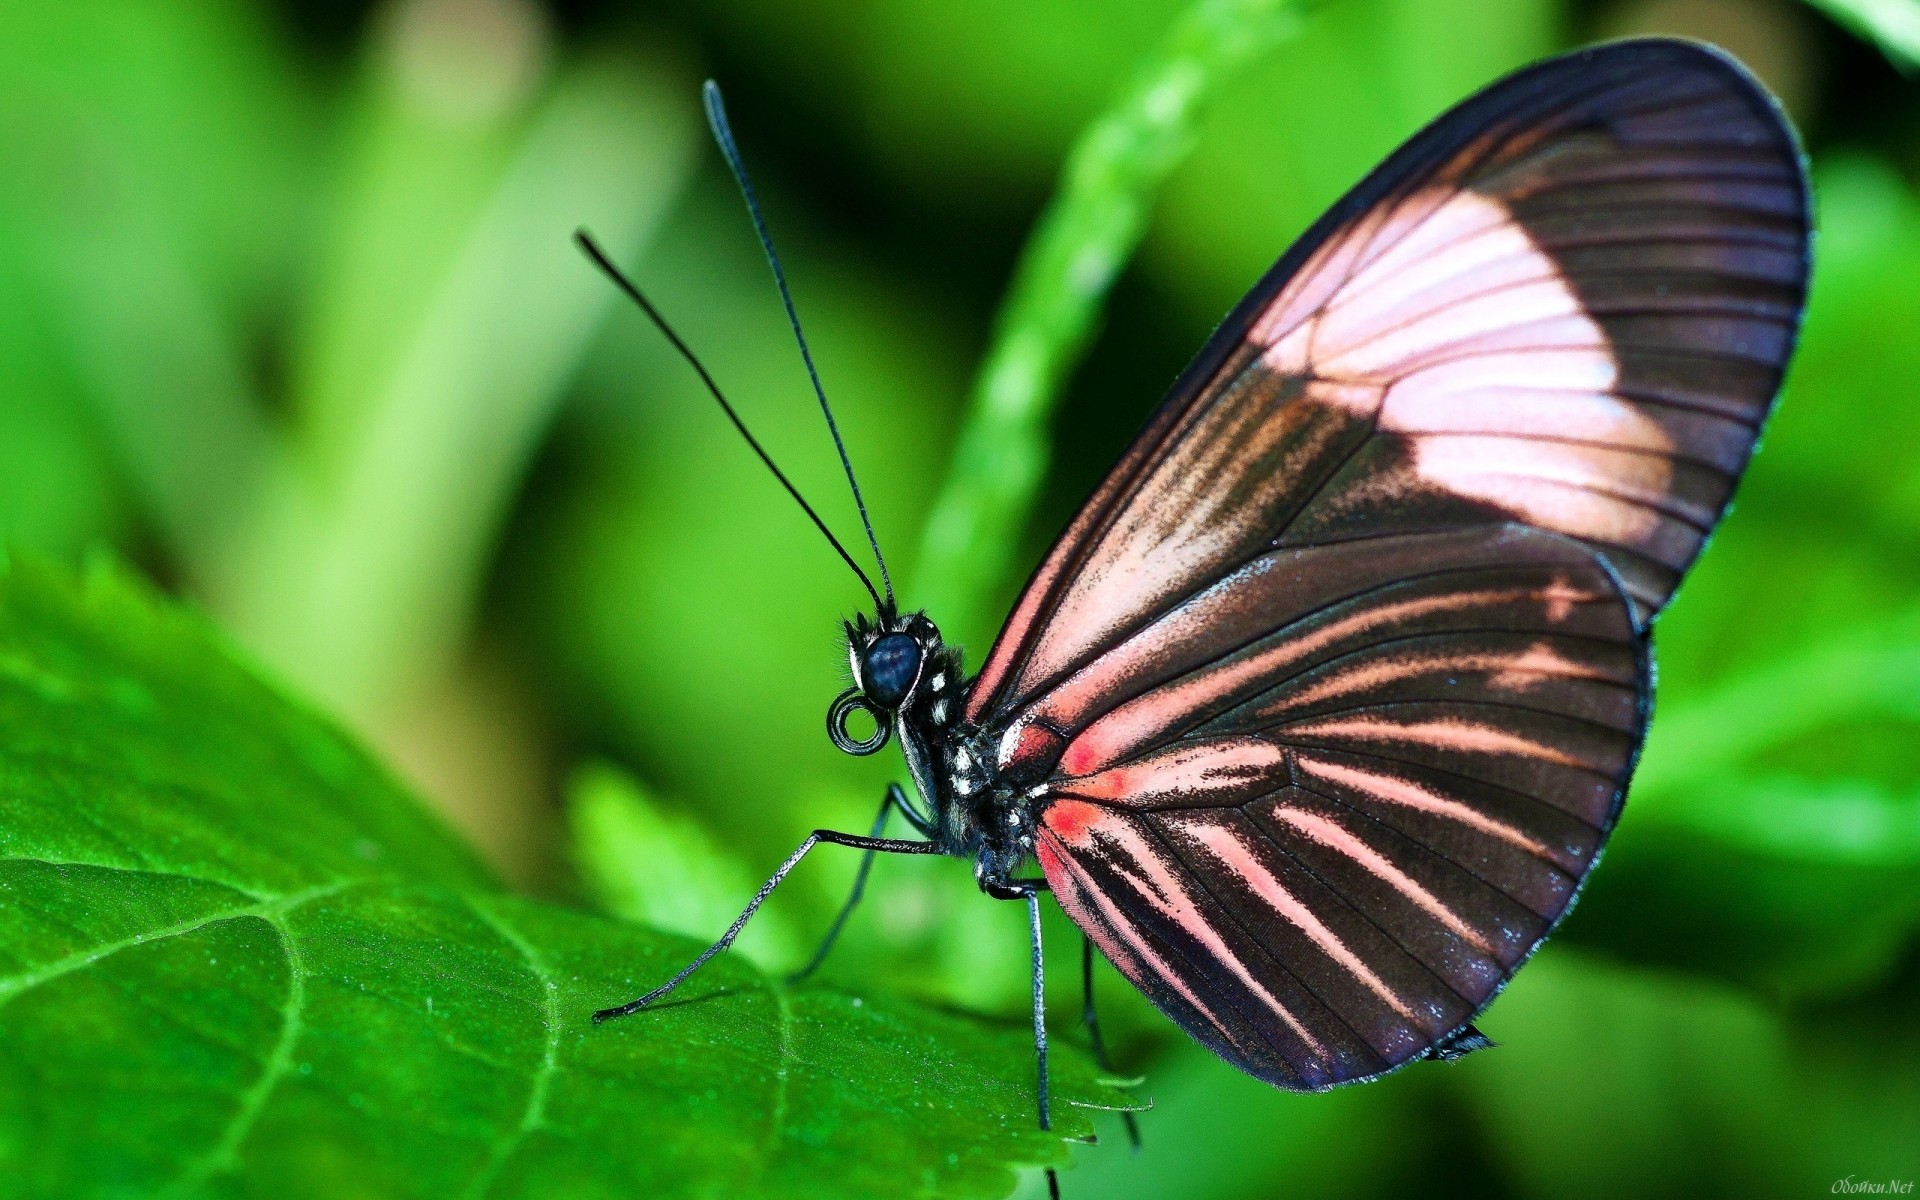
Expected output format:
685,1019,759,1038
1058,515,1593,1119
829,610,939,755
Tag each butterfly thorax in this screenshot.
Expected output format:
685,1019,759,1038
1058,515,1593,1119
927,718,1038,889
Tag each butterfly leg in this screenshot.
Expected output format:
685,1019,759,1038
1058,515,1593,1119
985,881,1062,1200
1081,936,1142,1153
788,784,931,984
592,829,940,1023
1023,889,1062,1200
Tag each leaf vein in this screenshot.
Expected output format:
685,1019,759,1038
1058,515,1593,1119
0,876,343,1005
759,981,795,1181
159,882,349,1195
460,895,563,1200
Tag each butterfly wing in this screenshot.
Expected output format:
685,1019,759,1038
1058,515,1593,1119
1034,524,1645,1089
963,40,1809,1089
968,38,1807,728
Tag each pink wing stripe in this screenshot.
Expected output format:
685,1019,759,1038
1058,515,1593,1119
1046,805,1329,1060
1256,640,1625,720
1053,737,1290,810
1266,804,1497,957
1291,754,1557,861
1164,814,1425,1034
1011,392,1363,701
1039,833,1252,1058
1280,714,1590,769
1052,584,1494,776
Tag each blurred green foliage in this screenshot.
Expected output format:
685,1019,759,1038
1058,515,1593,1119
914,0,1316,650
1,0,1918,1196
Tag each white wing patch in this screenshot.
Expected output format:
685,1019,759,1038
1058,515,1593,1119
1260,187,1675,549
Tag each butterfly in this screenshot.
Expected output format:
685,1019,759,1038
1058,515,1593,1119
585,35,1810,1196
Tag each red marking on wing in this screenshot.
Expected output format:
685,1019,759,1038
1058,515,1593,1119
1041,799,1104,847
1062,571,1623,776
1055,738,1288,810
1042,827,1262,1065
1039,808,1333,1067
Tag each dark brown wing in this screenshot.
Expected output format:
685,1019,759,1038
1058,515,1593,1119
967,38,1808,737
959,40,1809,1089
1032,526,1645,1089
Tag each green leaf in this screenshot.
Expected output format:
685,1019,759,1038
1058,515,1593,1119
1561,606,1920,996
1635,617,1920,806
1012,1040,1414,1200
0,557,1125,1198
1648,773,1920,868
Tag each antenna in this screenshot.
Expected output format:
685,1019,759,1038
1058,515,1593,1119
702,80,895,608
575,230,884,610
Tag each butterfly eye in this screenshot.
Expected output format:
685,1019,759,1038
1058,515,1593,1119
860,633,923,709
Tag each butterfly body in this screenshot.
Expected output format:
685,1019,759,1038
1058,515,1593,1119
837,608,1045,889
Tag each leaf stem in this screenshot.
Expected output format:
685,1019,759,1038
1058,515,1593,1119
910,0,1320,648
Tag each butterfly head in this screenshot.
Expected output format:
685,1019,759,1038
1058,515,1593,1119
829,609,945,756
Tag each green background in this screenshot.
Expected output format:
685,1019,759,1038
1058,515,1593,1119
0,0,1916,1196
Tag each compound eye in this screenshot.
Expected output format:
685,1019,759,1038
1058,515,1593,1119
862,633,922,709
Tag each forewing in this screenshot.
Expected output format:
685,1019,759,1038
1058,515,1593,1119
1033,527,1646,1089
967,39,1808,730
